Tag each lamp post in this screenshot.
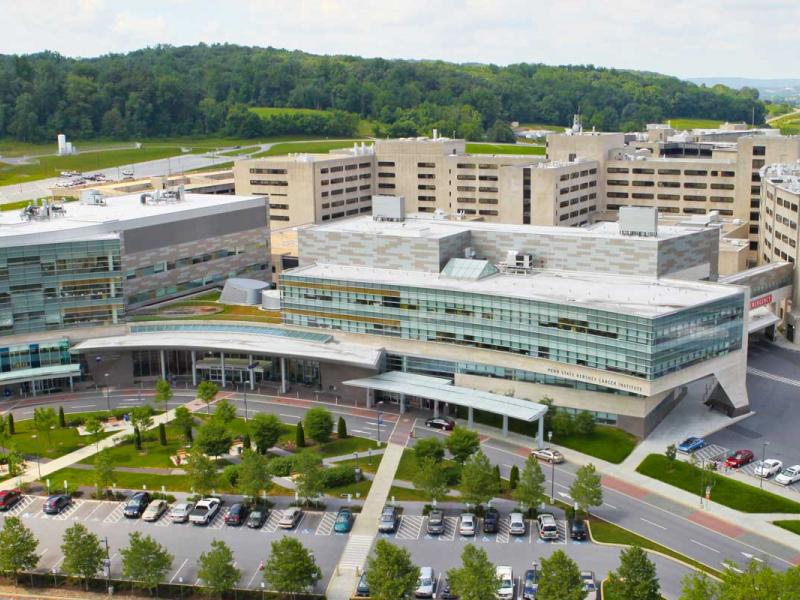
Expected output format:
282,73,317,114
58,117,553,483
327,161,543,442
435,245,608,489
244,362,259,422
179,576,184,600
760,441,769,489
548,430,555,503
104,373,110,412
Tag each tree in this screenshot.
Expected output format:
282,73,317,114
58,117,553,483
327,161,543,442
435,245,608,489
294,452,324,504
197,539,240,598
446,427,480,464
0,516,39,583
158,423,167,446
537,549,584,600
242,433,251,450
493,464,502,490
296,422,305,448
58,405,66,428
7,412,14,435
413,436,445,463
304,407,333,444
61,523,105,591
570,463,603,515
337,416,348,439
0,416,7,453
84,417,104,451
33,407,57,449
574,411,595,436
130,406,154,433
154,378,173,412
460,451,499,508
197,381,219,414
679,561,800,600
552,410,574,437
365,540,419,600
263,537,321,596
196,420,233,459
513,454,547,510
213,399,237,425
665,444,678,462
186,447,217,496
133,426,142,451
6,446,24,478
238,449,270,500
250,413,283,454
486,119,516,143
509,465,519,490
539,397,554,433
94,449,116,495
121,532,173,594
413,457,450,502
606,545,660,600
173,406,194,445
447,544,499,600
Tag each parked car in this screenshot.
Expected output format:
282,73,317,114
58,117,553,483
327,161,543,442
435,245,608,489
425,417,455,430
537,513,559,540
416,566,436,598
334,507,354,533
141,499,168,522
169,502,194,523
247,507,269,529
483,506,500,533
225,503,249,526
439,576,459,599
581,571,598,600
123,492,151,519
355,572,370,597
278,507,303,529
509,511,526,536
378,505,399,533
458,513,476,536
0,490,22,511
677,437,706,453
570,518,588,541
189,498,222,525
776,464,800,486
531,447,565,464
725,449,754,469
496,566,514,600
43,494,71,515
522,569,539,600
753,459,783,478
427,508,445,535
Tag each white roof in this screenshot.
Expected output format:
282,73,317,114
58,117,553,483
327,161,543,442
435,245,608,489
285,263,741,318
0,192,264,248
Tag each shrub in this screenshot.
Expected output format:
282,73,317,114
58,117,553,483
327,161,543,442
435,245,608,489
268,456,294,477
7,413,14,435
296,422,306,448
111,408,128,420
321,465,357,488
242,433,252,450
509,465,520,490
223,464,240,487
67,416,86,427
574,411,595,436
158,423,167,446
304,408,334,444
552,410,574,437
58,406,66,428
337,416,348,439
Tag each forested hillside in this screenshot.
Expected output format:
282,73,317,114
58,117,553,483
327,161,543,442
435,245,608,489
0,44,766,143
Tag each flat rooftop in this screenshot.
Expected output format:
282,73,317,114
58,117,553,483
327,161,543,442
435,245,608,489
284,263,742,318
308,214,710,242
0,192,264,247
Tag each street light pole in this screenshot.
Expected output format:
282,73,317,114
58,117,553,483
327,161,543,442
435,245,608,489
760,441,769,489
548,430,555,503
245,362,258,422
104,373,110,413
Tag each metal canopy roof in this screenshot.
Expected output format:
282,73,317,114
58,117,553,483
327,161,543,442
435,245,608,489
343,371,548,422
0,364,81,385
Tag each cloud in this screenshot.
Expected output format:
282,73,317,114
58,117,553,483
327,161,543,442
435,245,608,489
111,11,167,37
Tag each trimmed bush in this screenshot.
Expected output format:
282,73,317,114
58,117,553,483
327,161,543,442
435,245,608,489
509,465,519,490
58,406,66,428
321,465,357,488
268,456,294,477
337,416,348,439
223,464,240,487
296,422,306,448
158,423,167,446
7,413,14,435
304,408,334,444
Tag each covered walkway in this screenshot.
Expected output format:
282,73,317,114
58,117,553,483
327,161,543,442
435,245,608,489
344,371,548,447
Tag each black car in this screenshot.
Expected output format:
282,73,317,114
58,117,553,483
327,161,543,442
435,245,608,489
426,509,445,535
483,506,499,533
225,503,249,526
570,518,588,541
43,494,71,515
247,507,269,529
424,417,455,431
378,505,399,533
123,492,151,519
439,576,459,600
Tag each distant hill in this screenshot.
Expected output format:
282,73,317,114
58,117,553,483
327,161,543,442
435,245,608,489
688,77,800,103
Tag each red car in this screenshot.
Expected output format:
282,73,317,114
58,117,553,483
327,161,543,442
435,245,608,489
0,490,21,511
725,449,754,469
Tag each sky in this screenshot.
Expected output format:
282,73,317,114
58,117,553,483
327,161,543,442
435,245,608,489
1,0,798,80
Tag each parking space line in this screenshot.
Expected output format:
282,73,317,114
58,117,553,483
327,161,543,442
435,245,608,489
247,566,262,588
315,512,337,536
54,499,84,521
496,517,510,543
441,516,457,541
262,511,281,533
103,504,125,524
209,508,229,529
82,501,106,522
169,558,188,584
396,515,423,540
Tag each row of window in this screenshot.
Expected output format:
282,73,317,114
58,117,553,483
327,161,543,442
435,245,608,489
124,244,264,281
127,263,267,305
607,167,735,177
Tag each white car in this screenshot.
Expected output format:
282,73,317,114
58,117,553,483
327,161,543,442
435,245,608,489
775,464,800,486
509,511,526,536
753,459,783,478
581,571,598,600
169,502,195,523
496,566,514,600
189,498,221,525
459,513,476,536
415,566,435,598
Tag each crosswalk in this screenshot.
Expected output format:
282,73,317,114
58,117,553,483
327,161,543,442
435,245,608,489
338,534,374,570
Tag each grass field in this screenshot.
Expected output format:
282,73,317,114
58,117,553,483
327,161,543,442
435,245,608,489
773,520,800,535
465,143,545,155
555,427,637,464
80,423,185,469
666,118,725,129
219,146,259,157
637,454,800,513
771,112,800,135
251,140,367,158
7,412,116,459
516,123,566,132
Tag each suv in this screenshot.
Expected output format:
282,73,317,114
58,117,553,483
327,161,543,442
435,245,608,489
483,506,500,533
427,508,445,535
537,513,559,540
225,503,249,526
0,490,22,511
379,505,399,533
123,492,150,519
570,518,588,541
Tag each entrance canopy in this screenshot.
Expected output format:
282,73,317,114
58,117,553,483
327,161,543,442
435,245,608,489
344,371,548,422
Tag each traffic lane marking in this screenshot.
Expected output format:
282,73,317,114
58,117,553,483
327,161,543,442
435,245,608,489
690,539,720,553
169,558,188,584
639,517,667,530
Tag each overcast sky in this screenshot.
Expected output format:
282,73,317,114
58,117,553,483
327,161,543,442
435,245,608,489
2,0,797,80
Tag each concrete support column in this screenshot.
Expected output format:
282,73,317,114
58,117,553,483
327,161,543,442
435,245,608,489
467,406,473,428
366,388,374,409
399,393,406,415
537,415,544,449
191,351,197,386
249,354,255,391
220,353,226,388
433,399,439,418
31,381,36,397
280,357,287,394
160,350,167,380
69,376,74,392
502,415,508,437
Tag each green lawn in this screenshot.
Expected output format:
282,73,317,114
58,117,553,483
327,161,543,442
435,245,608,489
7,412,117,459
589,518,721,577
515,122,565,132
251,140,367,158
80,424,185,469
555,427,637,464
637,454,800,513
665,118,725,130
771,112,800,135
773,520,800,535
465,143,545,155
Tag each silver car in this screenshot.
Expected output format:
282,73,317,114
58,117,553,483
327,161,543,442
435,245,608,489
169,502,195,523
459,513,476,536
509,511,526,536
415,566,435,598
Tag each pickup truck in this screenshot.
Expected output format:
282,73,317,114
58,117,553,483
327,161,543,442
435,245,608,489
189,498,221,525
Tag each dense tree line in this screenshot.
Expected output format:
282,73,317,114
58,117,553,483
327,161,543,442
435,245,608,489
0,44,766,143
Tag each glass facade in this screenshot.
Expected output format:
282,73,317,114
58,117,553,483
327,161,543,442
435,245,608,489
281,275,744,380
0,240,123,335
0,339,72,373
